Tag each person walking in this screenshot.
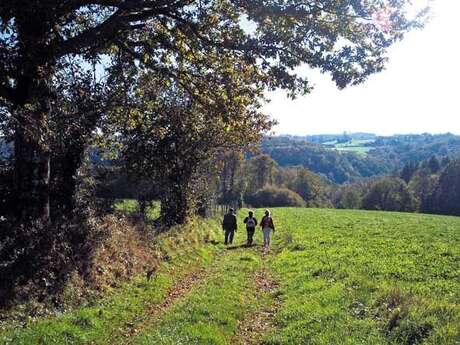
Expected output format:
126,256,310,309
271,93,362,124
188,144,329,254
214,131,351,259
243,210,258,246
260,209,275,249
222,208,237,245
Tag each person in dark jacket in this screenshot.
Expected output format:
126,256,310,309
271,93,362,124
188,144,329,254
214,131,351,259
222,208,237,245
260,209,275,249
243,210,258,246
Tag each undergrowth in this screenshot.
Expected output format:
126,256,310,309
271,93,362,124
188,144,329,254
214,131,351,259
0,215,223,344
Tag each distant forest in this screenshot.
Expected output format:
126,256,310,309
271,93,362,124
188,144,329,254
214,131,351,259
3,133,459,185
2,133,460,219
260,133,460,183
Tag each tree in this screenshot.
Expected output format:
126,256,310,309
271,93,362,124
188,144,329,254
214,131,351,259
431,160,460,216
1,0,423,223
400,161,418,183
110,70,271,225
289,167,330,207
217,151,246,209
0,67,106,304
338,188,362,209
441,156,451,167
408,169,438,213
362,177,416,212
48,65,107,218
246,154,279,194
246,186,305,208
426,155,441,174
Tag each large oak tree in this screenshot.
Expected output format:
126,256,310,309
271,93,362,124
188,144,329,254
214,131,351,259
0,0,423,223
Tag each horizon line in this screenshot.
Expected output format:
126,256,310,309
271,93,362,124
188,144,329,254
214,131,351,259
272,131,460,137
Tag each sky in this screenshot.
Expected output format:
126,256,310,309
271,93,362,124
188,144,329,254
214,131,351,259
264,0,460,136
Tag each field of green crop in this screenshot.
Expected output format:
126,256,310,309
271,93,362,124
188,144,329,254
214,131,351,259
323,139,375,155
2,208,459,344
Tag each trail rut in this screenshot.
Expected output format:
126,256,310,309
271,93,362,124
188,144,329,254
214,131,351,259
233,267,282,345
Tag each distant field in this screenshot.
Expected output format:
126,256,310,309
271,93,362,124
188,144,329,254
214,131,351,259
2,208,459,344
323,139,375,155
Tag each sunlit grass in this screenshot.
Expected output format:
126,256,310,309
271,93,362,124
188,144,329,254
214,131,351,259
133,249,262,345
264,208,460,344
2,208,459,344
113,199,161,220
323,139,375,156
0,218,223,345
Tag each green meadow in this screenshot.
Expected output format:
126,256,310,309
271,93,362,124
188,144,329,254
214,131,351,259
264,208,460,344
323,139,375,155
1,208,459,344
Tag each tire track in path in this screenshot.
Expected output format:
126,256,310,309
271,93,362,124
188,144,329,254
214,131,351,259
111,255,220,344
233,252,282,345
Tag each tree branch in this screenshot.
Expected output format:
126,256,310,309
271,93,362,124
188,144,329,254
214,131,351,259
50,9,127,58
49,1,191,58
0,84,13,102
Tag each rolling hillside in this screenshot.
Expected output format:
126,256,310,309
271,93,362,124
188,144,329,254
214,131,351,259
1,208,459,344
260,134,460,183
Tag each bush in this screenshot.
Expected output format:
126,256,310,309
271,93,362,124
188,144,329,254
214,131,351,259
0,161,104,308
246,186,305,208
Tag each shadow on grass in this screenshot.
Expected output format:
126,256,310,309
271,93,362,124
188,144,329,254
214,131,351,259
206,239,220,245
226,243,259,250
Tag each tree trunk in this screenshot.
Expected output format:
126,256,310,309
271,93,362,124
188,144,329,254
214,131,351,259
11,13,56,223
160,170,193,226
14,105,51,223
13,73,52,223
50,144,84,219
160,185,190,226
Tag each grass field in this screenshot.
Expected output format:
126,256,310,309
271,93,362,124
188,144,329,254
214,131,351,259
113,199,161,220
1,208,459,344
265,208,460,344
323,139,375,155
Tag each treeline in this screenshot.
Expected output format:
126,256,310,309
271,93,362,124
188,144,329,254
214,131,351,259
215,152,460,217
217,153,332,209
369,133,460,168
342,156,460,216
258,134,460,184
302,132,376,144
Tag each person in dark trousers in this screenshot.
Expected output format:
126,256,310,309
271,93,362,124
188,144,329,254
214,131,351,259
243,210,258,246
222,208,237,245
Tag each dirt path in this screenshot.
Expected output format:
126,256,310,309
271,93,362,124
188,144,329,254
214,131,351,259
113,244,282,345
112,263,214,343
233,266,282,345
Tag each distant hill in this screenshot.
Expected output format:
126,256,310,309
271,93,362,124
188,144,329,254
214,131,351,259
261,136,389,183
304,132,376,144
370,133,460,164
3,133,460,184
261,133,460,184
